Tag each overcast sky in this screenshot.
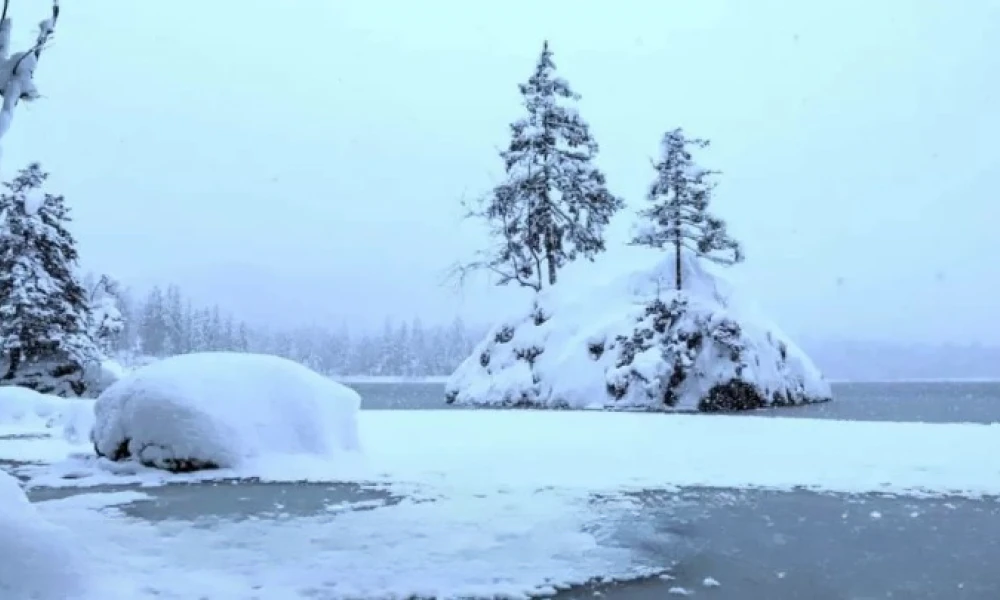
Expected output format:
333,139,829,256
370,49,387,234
3,0,999,343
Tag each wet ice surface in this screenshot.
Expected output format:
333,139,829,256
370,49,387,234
560,488,1000,599
28,480,401,520
27,482,1000,599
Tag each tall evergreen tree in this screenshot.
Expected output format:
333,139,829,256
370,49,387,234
461,41,623,291
0,163,99,395
163,284,185,354
631,128,744,290
86,274,125,356
140,286,167,356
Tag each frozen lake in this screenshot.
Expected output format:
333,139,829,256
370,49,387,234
350,379,1000,424
9,381,1000,598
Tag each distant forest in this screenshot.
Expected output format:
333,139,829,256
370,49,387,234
105,283,480,377
101,282,1000,381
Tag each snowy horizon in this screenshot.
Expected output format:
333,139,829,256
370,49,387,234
2,0,997,344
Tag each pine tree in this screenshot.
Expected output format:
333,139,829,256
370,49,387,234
409,317,427,376
631,128,744,290
139,286,167,356
163,284,185,354
234,321,250,352
0,163,99,395
86,274,125,356
460,41,623,291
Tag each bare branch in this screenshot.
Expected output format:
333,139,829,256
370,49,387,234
12,0,59,79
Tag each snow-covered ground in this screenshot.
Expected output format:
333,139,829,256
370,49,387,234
5,408,1000,496
0,471,93,600
2,382,1000,598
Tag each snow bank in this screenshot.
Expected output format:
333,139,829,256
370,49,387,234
91,352,362,472
447,247,831,411
0,470,90,599
0,385,94,442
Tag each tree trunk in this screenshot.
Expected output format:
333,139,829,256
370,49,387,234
674,238,682,291
3,347,20,380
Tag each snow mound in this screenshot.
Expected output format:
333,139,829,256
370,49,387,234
0,385,94,442
447,248,831,411
0,471,91,599
91,352,362,472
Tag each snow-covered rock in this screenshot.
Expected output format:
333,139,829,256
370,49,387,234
446,248,832,411
91,352,362,472
0,470,90,599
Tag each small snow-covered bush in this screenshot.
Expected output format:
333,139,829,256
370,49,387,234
0,471,90,599
91,352,362,472
447,248,832,411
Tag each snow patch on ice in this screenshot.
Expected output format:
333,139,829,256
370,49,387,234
91,352,362,471
34,487,662,599
447,246,831,411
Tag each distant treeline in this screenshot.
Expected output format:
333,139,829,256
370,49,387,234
106,284,481,377
100,284,1000,381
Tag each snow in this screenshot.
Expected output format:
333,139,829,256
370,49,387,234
1,403,999,597
25,484,662,600
0,470,91,599
0,385,94,441
448,246,832,411
7,410,999,497
91,352,361,471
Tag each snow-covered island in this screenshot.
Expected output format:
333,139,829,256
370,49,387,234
447,248,831,411
448,48,832,412
91,352,362,472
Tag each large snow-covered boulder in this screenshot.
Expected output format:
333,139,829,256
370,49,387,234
91,352,362,472
447,248,832,411
0,471,90,599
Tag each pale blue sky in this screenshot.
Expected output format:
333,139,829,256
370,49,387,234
3,0,998,343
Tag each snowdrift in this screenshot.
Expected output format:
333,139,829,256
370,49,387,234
447,248,832,411
0,385,95,443
0,471,90,599
91,352,362,472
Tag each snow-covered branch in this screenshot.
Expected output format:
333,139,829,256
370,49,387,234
0,0,60,143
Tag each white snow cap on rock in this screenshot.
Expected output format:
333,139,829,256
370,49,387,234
0,470,90,599
447,247,831,411
91,352,362,471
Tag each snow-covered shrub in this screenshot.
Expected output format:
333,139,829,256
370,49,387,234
446,247,832,411
0,470,90,599
91,352,362,472
80,357,128,398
